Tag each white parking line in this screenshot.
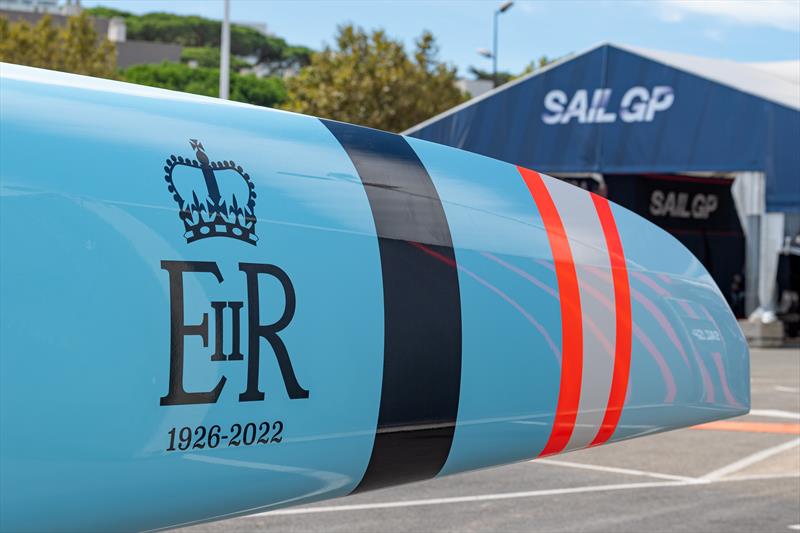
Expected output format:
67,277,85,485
257,480,685,516
701,438,800,481
722,473,799,482
533,458,695,482
255,472,795,517
749,409,800,420
774,386,800,394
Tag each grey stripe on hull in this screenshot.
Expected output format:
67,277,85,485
542,178,615,450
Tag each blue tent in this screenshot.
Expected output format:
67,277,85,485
406,43,800,213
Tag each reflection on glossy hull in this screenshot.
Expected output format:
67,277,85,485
0,63,749,532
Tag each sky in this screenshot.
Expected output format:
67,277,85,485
82,0,800,76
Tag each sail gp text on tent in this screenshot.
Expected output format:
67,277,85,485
542,86,675,125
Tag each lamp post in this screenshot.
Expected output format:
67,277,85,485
219,0,231,100
492,1,514,87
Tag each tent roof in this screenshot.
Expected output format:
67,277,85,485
617,44,799,111
404,42,799,135
744,60,800,86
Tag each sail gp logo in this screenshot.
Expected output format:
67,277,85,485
542,86,675,125
159,141,308,406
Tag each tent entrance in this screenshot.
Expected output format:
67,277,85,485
554,172,747,317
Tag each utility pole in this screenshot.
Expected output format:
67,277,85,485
493,1,514,88
219,0,231,100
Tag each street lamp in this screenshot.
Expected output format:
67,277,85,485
492,1,514,87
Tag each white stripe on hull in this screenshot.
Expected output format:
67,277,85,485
543,179,616,451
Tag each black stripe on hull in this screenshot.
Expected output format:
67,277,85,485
322,119,462,493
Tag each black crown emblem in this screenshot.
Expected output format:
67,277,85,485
163,139,258,245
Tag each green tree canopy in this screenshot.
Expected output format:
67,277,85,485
85,6,312,68
0,13,117,77
181,46,250,70
282,25,466,132
82,6,131,19
469,56,556,86
468,66,514,85
121,62,287,108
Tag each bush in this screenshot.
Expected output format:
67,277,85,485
121,61,287,107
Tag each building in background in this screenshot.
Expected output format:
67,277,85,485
406,43,800,338
0,1,181,68
105,16,181,68
0,0,76,15
456,78,493,98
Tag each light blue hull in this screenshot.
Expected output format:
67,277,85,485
0,64,749,532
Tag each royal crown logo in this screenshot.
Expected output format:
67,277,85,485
163,139,258,245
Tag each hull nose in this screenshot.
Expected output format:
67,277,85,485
599,193,750,442
401,145,750,475
519,170,751,451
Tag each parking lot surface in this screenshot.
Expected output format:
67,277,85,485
175,348,800,533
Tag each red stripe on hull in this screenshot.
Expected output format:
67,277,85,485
517,167,583,456
590,194,632,446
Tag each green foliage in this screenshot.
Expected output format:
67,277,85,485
180,45,219,68
0,13,117,77
181,46,249,69
517,55,557,77
85,6,312,67
469,56,556,85
82,6,132,18
120,62,287,108
232,72,288,108
468,66,514,85
282,25,467,132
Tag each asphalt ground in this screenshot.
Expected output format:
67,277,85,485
175,348,800,533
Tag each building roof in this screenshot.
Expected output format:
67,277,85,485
405,43,799,212
405,42,799,135
744,60,800,86
616,44,799,111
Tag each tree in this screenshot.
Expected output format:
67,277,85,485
0,13,117,77
181,46,250,70
517,55,557,77
120,62,287,108
468,66,514,85
469,56,556,86
85,7,312,69
281,25,467,132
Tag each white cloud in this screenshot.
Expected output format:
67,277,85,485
657,7,685,23
703,27,725,42
658,0,800,32
517,1,542,15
